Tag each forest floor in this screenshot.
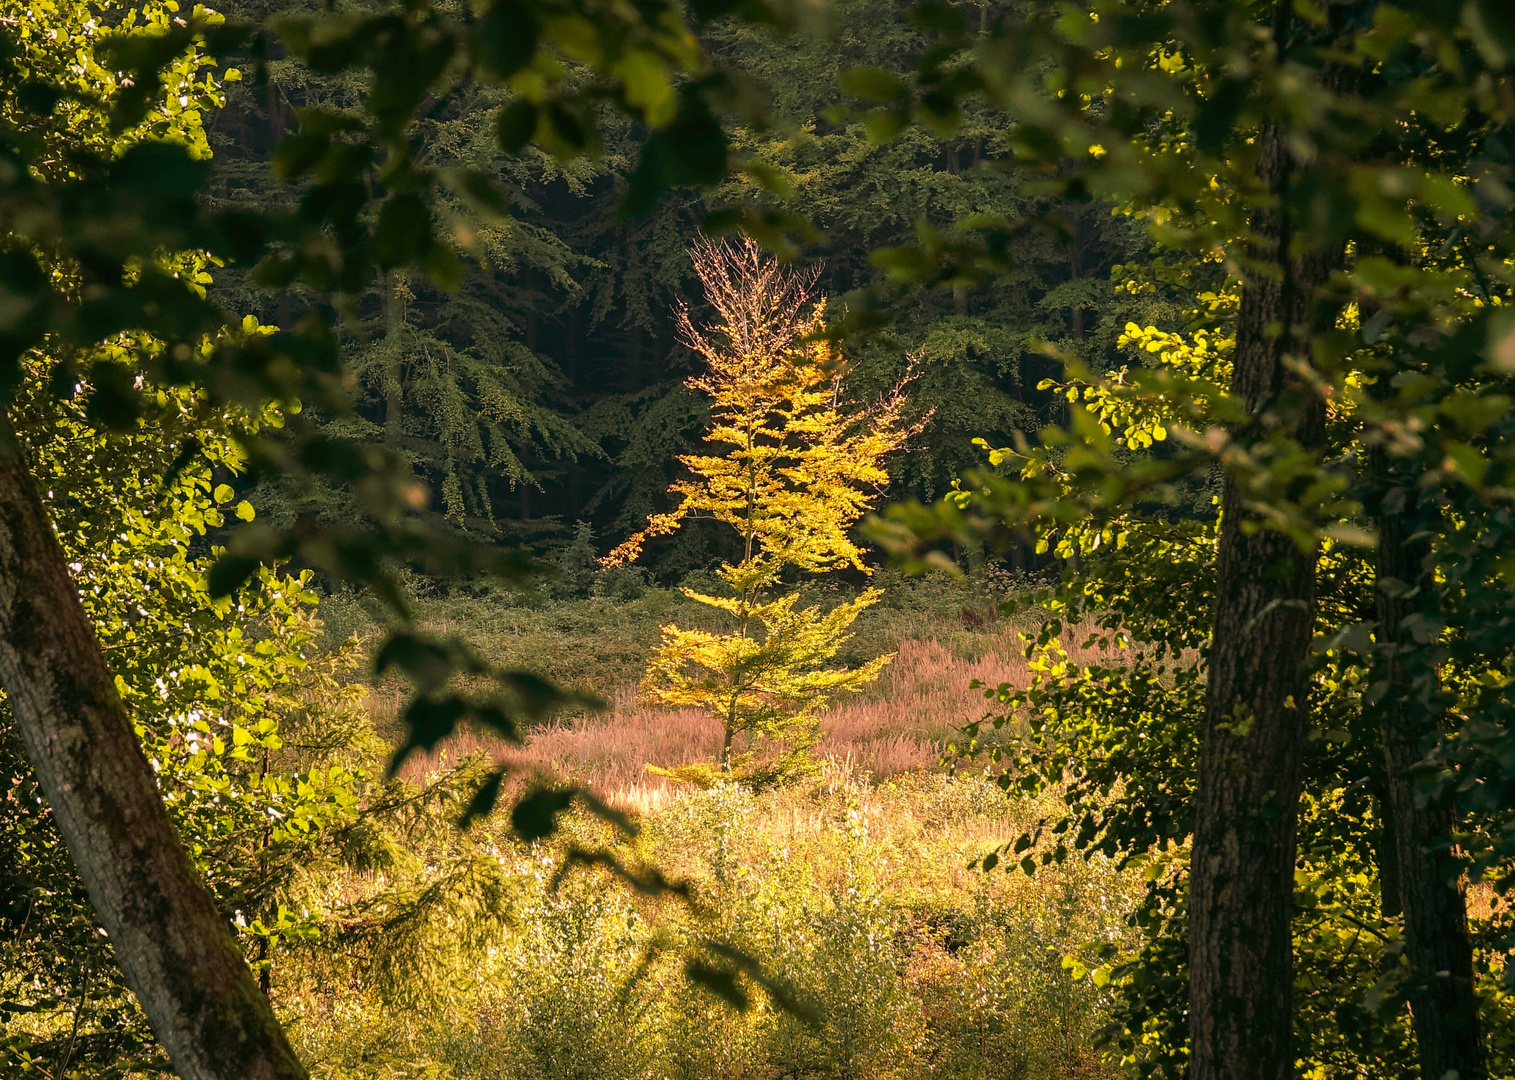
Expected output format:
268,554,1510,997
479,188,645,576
291,572,1136,1080
327,568,1102,798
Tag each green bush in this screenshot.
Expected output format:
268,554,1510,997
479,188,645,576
287,771,1132,1080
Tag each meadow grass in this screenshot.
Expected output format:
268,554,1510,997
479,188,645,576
287,571,1137,1080
285,767,1136,1080
335,568,1109,797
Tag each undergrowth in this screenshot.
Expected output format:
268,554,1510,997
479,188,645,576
277,570,1137,1080
319,568,1036,703
281,769,1136,1080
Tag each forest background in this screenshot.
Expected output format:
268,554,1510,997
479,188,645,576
1,2,1160,1077
4,2,1515,1080
209,0,1152,566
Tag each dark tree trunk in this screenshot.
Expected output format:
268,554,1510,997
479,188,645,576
1187,109,1342,1080
1369,456,1487,1079
1374,787,1402,919
0,416,307,1080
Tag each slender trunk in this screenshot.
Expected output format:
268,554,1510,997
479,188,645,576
1374,787,1402,919
0,416,306,1080
54,961,90,1080
257,937,272,999
1187,107,1341,1080
1068,226,1085,339
1369,456,1486,1078
722,413,761,775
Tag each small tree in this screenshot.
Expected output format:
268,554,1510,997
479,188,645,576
606,239,922,779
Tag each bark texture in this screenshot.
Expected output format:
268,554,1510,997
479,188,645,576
1369,461,1486,1079
1187,106,1341,1080
0,415,308,1080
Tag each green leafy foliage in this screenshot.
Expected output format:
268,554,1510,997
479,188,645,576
0,354,367,1071
860,7,1515,1072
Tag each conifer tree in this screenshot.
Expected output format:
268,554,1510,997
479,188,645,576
606,240,921,779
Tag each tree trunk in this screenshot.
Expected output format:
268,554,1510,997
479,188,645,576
1373,787,1402,919
1369,458,1486,1079
0,416,307,1080
1187,109,1341,1080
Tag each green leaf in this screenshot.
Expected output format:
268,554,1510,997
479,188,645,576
863,109,908,144
207,555,260,598
85,362,143,430
1193,77,1248,157
16,81,63,116
0,251,49,384
387,694,469,777
374,632,454,693
372,194,432,268
1442,441,1489,487
1321,523,1376,547
622,90,727,215
1487,308,1515,372
497,101,537,152
616,49,676,127
460,770,506,827
908,1,968,34
444,169,512,223
1466,0,1515,68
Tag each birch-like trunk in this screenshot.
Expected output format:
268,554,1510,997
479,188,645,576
0,415,307,1080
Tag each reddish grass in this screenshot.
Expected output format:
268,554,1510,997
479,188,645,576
397,629,1121,808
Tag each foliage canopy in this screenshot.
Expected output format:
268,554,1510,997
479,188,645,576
612,240,916,777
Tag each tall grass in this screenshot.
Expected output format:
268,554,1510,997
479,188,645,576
289,575,1138,1080
400,625,1114,809
285,767,1137,1080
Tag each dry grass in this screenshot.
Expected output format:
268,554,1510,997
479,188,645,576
401,626,1121,810
300,586,1144,1080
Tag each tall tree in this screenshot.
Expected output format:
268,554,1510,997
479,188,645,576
1362,319,1488,1075
0,4,307,1075
868,1,1514,1075
1188,75,1346,1080
607,240,918,777
0,0,763,1073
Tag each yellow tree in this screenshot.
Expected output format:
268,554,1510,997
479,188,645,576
606,239,922,778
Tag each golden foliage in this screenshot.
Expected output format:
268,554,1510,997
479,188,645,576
605,238,922,777
603,238,921,591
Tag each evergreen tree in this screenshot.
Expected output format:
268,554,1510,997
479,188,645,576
607,240,920,777
207,0,602,542
205,0,1151,565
